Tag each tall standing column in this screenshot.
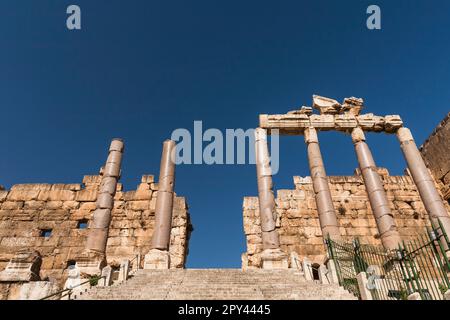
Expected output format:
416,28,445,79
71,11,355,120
397,127,450,236
255,128,288,269
86,138,124,254
351,128,401,250
144,140,176,269
304,127,341,239
78,138,124,275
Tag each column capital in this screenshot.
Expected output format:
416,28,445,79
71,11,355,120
351,127,366,144
396,127,414,143
255,127,268,141
304,127,319,144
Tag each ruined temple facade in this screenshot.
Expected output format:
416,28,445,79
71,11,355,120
0,140,192,300
242,98,450,269
0,95,448,300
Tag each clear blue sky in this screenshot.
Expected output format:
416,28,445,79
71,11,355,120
1,1,449,268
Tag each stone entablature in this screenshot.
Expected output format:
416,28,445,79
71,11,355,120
242,168,447,268
259,95,403,135
0,174,192,294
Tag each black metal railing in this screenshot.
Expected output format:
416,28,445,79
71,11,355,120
326,219,450,300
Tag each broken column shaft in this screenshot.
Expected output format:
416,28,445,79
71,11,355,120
255,128,288,269
144,140,176,269
85,138,124,254
351,128,401,250
304,127,341,240
151,140,176,250
397,127,450,236
255,128,280,249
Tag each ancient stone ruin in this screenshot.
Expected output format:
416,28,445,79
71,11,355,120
0,95,448,300
0,139,192,299
243,95,450,269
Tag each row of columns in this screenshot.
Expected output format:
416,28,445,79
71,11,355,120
255,125,450,257
82,139,176,272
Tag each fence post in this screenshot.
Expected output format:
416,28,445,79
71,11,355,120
357,272,373,300
118,259,130,283
318,265,330,285
302,258,313,281
326,259,340,285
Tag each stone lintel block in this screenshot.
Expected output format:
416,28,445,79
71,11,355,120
309,114,335,128
144,249,170,269
312,95,342,115
384,115,403,132
342,97,364,115
334,114,358,130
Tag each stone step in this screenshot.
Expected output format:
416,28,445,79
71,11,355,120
76,269,357,300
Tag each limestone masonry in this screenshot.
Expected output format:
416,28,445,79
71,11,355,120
420,112,450,204
0,156,192,299
0,94,448,300
242,169,446,267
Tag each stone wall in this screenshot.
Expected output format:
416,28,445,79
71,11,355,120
0,174,192,292
242,168,448,268
421,112,450,202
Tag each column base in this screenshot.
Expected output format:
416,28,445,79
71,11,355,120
261,249,289,270
75,250,106,276
144,249,170,269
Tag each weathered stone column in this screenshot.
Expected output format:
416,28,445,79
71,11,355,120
144,140,176,269
397,127,450,237
78,138,124,274
351,128,401,250
255,128,288,269
304,127,341,240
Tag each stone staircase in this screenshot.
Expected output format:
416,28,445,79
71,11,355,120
75,269,357,300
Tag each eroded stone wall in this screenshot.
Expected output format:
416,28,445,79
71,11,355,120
242,168,448,268
0,174,192,291
421,112,450,202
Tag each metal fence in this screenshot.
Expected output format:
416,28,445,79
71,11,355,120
326,220,450,300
